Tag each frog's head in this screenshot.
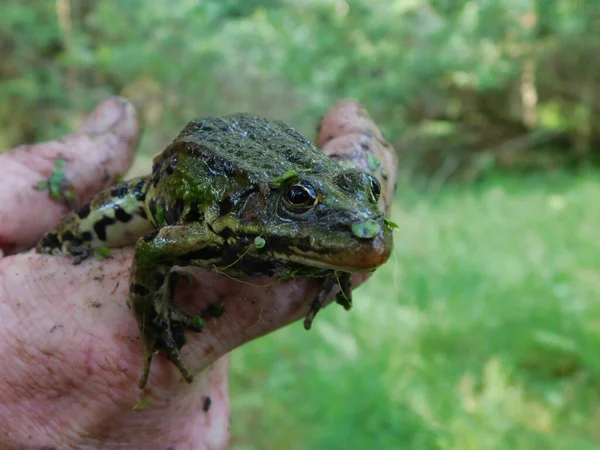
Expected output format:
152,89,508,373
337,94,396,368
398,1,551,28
242,167,393,274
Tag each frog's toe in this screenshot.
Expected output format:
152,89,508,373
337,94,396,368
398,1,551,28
139,315,196,388
156,305,204,383
139,336,194,389
334,271,353,311
168,305,205,333
304,275,337,330
139,333,157,389
335,290,352,310
65,242,93,265
162,270,203,331
159,329,194,384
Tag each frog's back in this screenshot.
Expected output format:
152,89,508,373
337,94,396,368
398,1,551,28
167,114,337,181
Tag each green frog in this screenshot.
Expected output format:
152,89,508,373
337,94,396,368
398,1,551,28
36,114,393,388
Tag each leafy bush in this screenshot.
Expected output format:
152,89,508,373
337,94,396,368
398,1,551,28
2,0,600,179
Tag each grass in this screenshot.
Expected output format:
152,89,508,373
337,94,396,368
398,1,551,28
229,169,600,450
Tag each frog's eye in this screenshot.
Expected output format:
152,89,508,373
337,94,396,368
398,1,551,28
368,175,381,203
282,181,318,213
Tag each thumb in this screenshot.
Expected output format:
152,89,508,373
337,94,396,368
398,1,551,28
0,97,140,255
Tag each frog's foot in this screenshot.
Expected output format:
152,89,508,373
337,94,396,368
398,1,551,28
139,303,205,389
138,270,205,389
65,242,93,265
334,271,353,310
303,275,337,330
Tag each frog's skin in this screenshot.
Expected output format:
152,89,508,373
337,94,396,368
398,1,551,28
37,114,393,389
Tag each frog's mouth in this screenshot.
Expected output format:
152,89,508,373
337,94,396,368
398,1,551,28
272,222,393,273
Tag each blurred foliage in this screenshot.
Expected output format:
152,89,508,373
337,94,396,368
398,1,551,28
2,0,600,182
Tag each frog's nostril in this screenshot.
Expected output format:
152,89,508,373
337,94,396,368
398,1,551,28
351,219,381,239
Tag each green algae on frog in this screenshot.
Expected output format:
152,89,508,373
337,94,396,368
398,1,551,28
36,114,393,389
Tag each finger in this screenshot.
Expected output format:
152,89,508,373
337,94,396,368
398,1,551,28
317,99,398,212
0,97,140,255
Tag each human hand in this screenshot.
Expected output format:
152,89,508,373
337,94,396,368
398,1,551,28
0,98,397,448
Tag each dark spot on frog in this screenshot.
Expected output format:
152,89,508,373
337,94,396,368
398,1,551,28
62,230,82,246
110,185,129,199
77,202,91,219
93,215,116,241
137,207,148,219
130,283,149,296
360,142,370,152
166,157,178,175
81,231,93,241
226,256,277,276
183,201,203,223
218,226,235,240
143,229,159,242
114,205,133,223
90,301,102,308
219,197,233,216
134,179,147,202
151,172,161,187
203,396,212,412
164,199,184,225
152,160,163,174
40,232,61,250
149,199,157,219
50,324,64,333
179,246,223,262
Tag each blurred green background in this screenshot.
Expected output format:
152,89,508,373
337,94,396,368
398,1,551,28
3,0,600,448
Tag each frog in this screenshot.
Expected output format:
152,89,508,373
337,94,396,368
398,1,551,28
36,113,394,389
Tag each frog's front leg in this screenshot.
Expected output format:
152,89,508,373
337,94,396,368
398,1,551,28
130,223,224,389
303,275,336,330
335,271,353,311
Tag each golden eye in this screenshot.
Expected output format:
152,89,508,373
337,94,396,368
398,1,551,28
282,181,318,213
369,175,381,203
